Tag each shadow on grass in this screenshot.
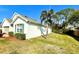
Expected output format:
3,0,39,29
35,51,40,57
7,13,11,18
64,30,79,41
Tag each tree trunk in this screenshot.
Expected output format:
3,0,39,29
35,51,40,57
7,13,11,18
46,25,48,36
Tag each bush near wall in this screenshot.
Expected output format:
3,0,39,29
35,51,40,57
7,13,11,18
0,33,3,37
8,32,14,37
15,33,26,40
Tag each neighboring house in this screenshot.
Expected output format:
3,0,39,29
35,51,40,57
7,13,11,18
2,18,12,34
1,12,51,39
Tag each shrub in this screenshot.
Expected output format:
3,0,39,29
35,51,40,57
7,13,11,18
8,32,14,37
15,33,26,40
64,30,74,36
0,33,3,37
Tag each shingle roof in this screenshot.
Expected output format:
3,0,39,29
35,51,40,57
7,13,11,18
7,19,12,23
12,12,45,27
1,18,12,26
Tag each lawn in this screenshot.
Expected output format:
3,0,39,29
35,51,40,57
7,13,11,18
0,33,79,54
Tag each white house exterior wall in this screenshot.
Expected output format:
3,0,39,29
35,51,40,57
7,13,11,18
2,20,13,34
13,18,51,39
26,23,51,39
13,18,28,35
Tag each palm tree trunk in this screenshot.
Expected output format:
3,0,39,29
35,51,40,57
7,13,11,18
46,25,48,36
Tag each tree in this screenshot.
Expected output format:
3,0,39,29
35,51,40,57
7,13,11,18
68,10,79,28
47,9,54,25
40,9,54,36
40,10,47,24
56,8,75,32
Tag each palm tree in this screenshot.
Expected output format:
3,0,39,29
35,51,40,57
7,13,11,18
47,9,54,25
40,10,48,36
40,9,54,36
40,10,47,24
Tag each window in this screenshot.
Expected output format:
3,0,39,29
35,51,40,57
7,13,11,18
4,26,9,33
16,24,24,33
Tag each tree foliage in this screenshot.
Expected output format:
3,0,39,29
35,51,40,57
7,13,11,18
40,9,54,26
56,8,75,33
68,10,79,27
40,8,76,34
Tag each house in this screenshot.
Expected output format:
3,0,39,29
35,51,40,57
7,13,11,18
2,18,12,34
1,12,51,39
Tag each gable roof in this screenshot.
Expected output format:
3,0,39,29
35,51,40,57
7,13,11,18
11,12,45,27
2,18,12,26
7,19,12,23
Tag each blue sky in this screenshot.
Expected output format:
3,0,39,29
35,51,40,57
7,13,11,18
0,5,79,23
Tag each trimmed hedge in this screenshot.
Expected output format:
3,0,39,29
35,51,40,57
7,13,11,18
15,33,26,40
8,32,14,37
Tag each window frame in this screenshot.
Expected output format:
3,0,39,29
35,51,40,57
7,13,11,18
15,24,24,33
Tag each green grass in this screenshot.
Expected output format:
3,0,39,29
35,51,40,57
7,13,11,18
0,33,79,54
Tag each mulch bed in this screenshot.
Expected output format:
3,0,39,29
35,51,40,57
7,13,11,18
5,36,17,41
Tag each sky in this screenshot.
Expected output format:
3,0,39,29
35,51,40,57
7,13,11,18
0,5,79,23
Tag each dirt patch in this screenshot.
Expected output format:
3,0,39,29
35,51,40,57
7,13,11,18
5,36,17,41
